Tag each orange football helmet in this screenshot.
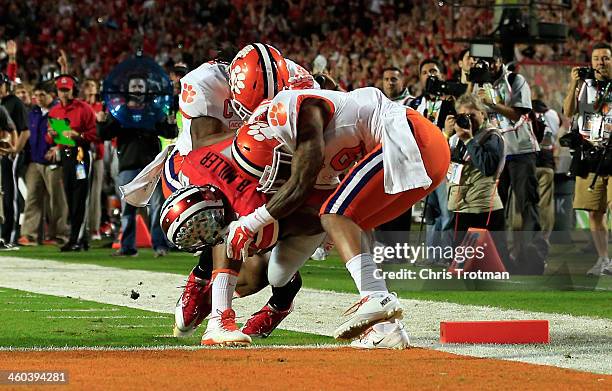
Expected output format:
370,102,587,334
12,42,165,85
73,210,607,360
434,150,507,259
229,43,290,120
231,121,292,194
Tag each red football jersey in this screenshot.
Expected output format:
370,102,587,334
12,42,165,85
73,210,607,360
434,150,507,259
182,138,268,218
181,139,278,250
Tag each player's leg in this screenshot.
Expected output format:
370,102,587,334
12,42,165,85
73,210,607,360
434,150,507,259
201,244,251,346
174,248,214,337
241,233,324,338
320,116,449,340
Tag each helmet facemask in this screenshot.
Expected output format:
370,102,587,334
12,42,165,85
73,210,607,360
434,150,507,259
258,143,293,194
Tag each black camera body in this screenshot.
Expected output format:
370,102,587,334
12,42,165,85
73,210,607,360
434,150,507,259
424,76,467,97
468,59,495,84
577,67,596,80
455,113,472,130
560,131,612,177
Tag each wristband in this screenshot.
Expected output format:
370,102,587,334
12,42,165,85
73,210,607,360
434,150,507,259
241,205,275,233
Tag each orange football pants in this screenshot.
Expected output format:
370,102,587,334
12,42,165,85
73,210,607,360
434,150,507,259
320,109,450,230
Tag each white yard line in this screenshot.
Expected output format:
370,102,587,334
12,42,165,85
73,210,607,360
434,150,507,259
0,256,610,374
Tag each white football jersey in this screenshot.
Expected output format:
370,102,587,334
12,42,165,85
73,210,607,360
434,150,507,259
258,88,387,188
175,61,243,156
253,87,432,193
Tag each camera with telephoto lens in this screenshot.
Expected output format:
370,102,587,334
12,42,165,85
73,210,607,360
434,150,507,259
454,113,472,130
577,67,596,80
468,59,495,84
424,76,467,97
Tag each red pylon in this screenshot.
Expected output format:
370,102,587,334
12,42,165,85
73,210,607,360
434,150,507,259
112,214,153,249
448,228,507,274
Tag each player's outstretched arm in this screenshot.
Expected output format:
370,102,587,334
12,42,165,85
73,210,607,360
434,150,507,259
266,100,327,219
226,99,329,260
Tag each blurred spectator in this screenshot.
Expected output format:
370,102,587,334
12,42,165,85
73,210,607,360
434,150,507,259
531,86,561,241
0,72,29,249
81,78,105,240
562,42,612,276
444,94,509,265
453,48,475,84
409,59,455,261
472,48,547,274
14,83,32,109
0,104,16,238
48,74,98,252
374,66,414,254
19,81,69,246
2,2,602,94
97,75,178,257
381,66,413,105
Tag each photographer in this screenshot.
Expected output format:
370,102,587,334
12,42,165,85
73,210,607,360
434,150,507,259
409,59,455,258
562,42,612,276
470,47,546,273
444,94,509,265
97,74,178,257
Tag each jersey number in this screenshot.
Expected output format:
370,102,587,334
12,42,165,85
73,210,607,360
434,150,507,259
223,99,234,119
330,142,365,171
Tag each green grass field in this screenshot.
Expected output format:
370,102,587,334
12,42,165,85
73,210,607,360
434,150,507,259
4,242,612,320
0,287,335,349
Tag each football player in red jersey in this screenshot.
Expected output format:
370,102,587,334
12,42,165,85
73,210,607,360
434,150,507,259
226,47,449,347
121,49,320,344
162,133,325,345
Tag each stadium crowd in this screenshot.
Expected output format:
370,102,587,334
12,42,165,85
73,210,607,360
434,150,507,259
0,0,610,277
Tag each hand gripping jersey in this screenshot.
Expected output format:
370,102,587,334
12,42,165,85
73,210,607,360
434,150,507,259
181,138,278,250
251,87,432,194
175,61,244,156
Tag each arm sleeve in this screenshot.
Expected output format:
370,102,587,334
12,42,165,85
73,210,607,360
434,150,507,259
0,106,16,131
6,62,17,81
12,99,29,131
154,120,179,139
509,74,532,111
79,105,99,144
465,133,504,177
97,115,119,140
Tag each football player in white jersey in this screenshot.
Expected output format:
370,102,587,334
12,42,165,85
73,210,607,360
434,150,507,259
121,47,324,345
226,47,450,345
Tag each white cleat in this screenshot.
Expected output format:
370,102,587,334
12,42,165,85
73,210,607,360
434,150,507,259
587,257,610,277
350,320,410,350
310,246,329,261
334,292,403,340
201,309,252,346
601,259,612,276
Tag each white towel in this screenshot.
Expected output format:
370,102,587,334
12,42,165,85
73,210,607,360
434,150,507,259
119,145,173,207
381,105,432,194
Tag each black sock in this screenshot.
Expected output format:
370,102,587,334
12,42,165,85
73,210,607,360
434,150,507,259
268,272,302,311
192,247,213,280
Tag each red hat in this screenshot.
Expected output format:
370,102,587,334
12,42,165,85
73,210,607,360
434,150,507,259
55,76,75,90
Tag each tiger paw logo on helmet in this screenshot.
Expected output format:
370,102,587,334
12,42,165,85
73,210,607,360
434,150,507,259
181,83,196,103
246,122,275,142
230,65,247,96
269,103,287,127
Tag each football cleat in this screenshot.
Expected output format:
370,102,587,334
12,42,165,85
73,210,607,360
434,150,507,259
173,271,211,337
600,259,612,276
586,257,610,277
241,303,292,338
350,320,410,350
201,309,252,346
334,292,403,340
